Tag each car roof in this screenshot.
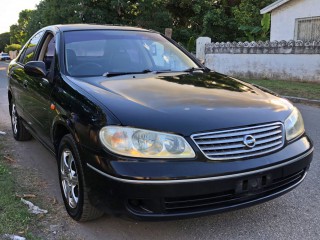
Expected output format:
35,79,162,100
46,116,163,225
51,24,152,33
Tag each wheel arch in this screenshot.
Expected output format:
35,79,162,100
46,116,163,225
52,118,77,155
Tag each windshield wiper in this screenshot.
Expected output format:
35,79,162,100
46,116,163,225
183,67,208,73
103,68,209,77
103,69,153,78
153,69,172,73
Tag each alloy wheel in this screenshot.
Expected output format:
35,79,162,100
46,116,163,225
11,104,18,135
60,149,79,209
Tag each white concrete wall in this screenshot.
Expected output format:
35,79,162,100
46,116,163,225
206,54,320,82
9,50,17,59
196,37,211,61
271,0,320,41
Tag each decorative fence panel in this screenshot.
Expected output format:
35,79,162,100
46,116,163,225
197,38,320,82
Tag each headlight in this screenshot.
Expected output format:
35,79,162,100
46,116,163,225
284,107,305,141
99,126,195,158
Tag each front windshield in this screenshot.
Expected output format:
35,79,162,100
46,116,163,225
64,30,198,77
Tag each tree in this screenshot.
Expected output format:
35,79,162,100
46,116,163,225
9,24,20,45
0,32,10,52
232,0,274,41
9,10,34,45
10,0,276,49
202,6,239,42
132,0,173,32
160,0,208,46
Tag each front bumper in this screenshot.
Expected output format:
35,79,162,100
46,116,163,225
84,136,313,220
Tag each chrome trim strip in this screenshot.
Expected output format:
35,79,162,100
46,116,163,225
197,131,282,145
201,143,245,151
197,137,244,145
206,140,282,156
192,123,281,138
86,147,313,184
254,130,282,139
255,135,282,145
193,125,280,139
191,122,285,161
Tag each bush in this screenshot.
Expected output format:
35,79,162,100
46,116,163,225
187,36,196,53
4,44,21,53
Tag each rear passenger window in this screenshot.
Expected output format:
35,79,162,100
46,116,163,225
19,31,44,64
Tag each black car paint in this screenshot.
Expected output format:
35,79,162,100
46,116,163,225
66,72,294,136
8,25,313,220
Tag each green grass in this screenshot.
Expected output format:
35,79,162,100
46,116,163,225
0,143,67,240
0,150,31,236
243,79,320,100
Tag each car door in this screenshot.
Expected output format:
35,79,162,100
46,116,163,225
10,31,45,122
22,32,57,149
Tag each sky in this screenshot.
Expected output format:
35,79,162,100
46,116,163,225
0,0,41,34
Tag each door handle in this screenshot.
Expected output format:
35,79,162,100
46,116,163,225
23,80,28,89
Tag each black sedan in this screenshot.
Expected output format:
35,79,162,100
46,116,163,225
7,24,313,221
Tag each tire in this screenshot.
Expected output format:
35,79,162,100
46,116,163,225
58,134,103,221
10,103,32,141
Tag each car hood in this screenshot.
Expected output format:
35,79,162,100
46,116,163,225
67,72,293,136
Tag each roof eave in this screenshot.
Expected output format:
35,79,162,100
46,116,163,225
260,0,291,14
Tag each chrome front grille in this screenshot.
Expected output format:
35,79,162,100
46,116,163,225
191,122,285,160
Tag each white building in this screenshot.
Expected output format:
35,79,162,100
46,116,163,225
261,0,320,41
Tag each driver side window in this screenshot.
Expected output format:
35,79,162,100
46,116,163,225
18,31,44,64
38,34,55,72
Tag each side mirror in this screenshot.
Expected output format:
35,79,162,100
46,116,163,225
24,61,47,78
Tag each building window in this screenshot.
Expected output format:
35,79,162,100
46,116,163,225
295,16,320,41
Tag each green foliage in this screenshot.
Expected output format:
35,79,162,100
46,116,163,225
9,0,276,47
0,32,10,52
0,164,8,175
202,7,240,42
238,25,261,41
233,0,273,27
9,10,34,45
187,36,196,53
9,24,19,44
5,44,21,53
261,13,271,39
233,0,274,41
133,1,173,32
238,13,270,41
